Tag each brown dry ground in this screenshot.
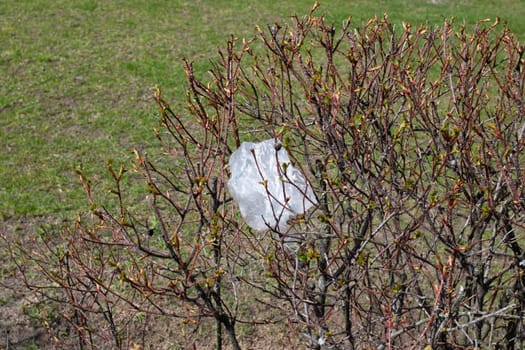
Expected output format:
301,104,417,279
1,217,50,349
0,218,304,350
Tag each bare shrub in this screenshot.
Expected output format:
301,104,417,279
10,7,525,349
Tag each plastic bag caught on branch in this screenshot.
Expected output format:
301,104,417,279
227,139,317,232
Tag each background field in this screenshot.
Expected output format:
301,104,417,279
1,0,524,223
1,0,525,348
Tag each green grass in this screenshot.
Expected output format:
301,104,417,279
1,0,524,221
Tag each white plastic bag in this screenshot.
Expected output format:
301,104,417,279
227,139,317,232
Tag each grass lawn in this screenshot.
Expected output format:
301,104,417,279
1,0,524,222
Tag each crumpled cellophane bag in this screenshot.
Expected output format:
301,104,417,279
227,139,317,232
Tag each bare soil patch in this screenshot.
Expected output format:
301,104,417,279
0,216,61,349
